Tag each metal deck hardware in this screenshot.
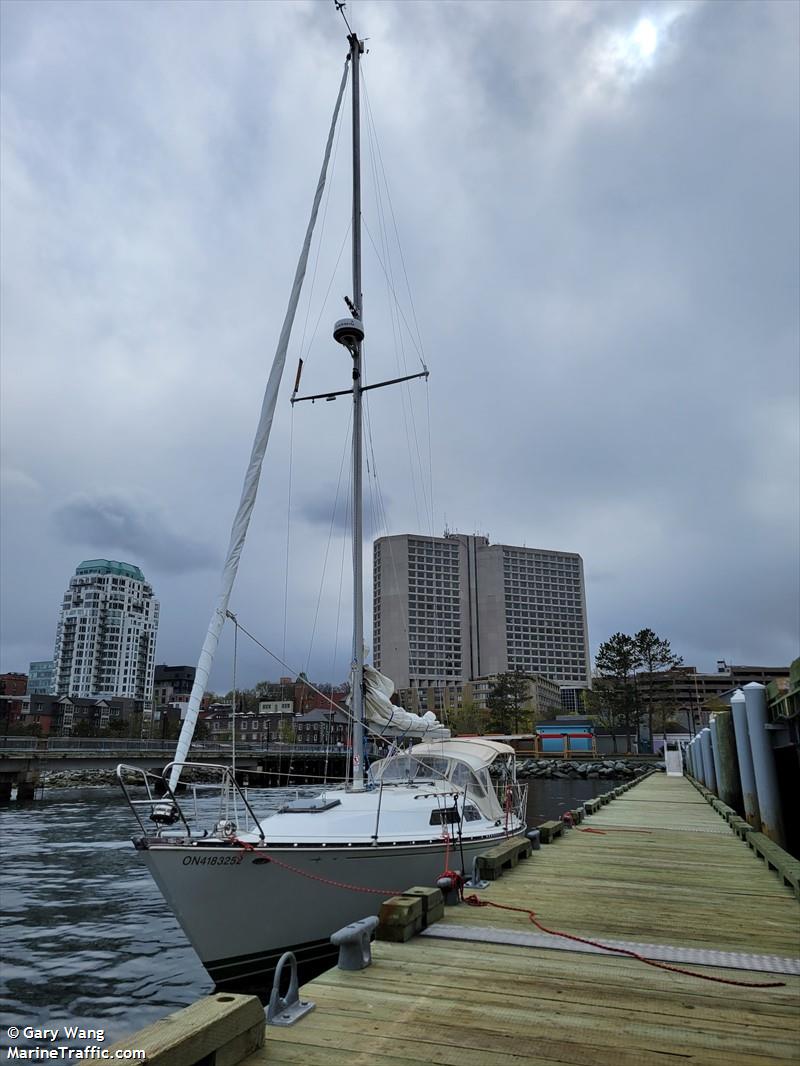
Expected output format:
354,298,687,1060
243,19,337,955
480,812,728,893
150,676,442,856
266,952,315,1026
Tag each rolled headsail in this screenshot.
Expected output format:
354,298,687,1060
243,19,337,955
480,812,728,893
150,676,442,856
168,59,350,793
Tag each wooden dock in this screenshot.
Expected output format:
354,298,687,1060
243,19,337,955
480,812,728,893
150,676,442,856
114,774,800,1065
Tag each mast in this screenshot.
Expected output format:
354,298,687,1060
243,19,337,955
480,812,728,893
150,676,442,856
349,30,366,791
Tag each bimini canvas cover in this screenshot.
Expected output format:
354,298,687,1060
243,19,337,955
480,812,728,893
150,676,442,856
363,665,450,740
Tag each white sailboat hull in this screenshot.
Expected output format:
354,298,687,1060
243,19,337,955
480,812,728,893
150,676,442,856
139,831,521,987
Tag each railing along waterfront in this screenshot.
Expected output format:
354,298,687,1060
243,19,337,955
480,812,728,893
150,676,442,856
0,738,347,756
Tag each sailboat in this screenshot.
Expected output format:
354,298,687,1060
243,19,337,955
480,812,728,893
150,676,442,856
118,20,529,990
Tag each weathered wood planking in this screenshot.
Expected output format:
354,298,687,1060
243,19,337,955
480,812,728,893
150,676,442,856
243,773,799,1065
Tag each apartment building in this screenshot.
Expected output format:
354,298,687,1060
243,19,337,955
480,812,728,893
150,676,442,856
153,664,196,709
53,560,159,724
373,532,590,701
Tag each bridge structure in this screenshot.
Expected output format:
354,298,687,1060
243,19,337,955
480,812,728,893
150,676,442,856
0,738,348,798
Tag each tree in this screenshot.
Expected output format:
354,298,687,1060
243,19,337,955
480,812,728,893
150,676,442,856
448,700,488,737
595,633,642,751
73,718,99,738
583,678,622,751
634,629,683,748
278,719,296,744
486,672,532,734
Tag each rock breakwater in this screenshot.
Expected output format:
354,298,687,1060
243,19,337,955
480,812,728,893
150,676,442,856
518,758,664,780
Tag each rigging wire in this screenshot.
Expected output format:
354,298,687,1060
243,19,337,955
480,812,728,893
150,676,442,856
303,409,353,674
282,408,294,661
362,71,428,366
362,110,424,533
298,223,352,370
363,68,437,572
227,609,241,826
296,76,348,364
233,615,456,790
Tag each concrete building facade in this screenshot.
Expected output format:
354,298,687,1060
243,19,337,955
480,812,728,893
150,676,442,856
53,560,159,725
373,532,590,699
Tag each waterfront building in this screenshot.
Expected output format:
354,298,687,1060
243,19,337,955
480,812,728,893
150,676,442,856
258,699,295,715
53,559,159,732
0,672,28,696
294,707,349,746
373,532,590,700
637,663,792,733
153,665,195,710
22,694,141,736
27,661,55,695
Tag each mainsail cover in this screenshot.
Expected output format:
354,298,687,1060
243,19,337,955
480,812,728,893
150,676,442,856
363,665,450,740
167,59,350,793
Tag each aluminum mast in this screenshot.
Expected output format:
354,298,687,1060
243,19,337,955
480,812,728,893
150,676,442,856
349,31,366,791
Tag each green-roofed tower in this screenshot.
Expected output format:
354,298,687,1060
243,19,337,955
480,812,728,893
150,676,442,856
53,559,160,732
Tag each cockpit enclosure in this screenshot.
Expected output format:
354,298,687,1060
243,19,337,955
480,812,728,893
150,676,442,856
369,739,524,824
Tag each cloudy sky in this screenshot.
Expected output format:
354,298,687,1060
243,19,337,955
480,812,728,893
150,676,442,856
2,0,798,692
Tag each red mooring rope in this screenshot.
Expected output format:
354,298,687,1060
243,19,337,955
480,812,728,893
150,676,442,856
461,894,786,988
235,839,785,988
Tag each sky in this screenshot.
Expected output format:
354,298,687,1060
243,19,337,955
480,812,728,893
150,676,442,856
2,0,798,692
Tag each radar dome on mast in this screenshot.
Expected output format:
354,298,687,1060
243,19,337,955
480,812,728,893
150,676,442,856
333,316,364,352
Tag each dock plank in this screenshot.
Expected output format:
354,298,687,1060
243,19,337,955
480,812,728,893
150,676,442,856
237,774,800,1065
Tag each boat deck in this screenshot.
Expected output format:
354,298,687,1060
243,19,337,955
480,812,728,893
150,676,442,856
252,774,800,1065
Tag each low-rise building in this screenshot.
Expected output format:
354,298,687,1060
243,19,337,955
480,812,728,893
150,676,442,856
0,673,28,696
294,708,349,746
23,695,142,736
258,700,294,715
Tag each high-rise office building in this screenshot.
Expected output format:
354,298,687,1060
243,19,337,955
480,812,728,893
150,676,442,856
53,559,159,710
373,533,590,698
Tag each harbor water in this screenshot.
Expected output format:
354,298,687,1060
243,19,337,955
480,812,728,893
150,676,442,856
0,778,609,1047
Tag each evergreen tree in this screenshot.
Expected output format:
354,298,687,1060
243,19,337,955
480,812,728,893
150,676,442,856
595,632,642,751
486,671,532,734
634,628,683,747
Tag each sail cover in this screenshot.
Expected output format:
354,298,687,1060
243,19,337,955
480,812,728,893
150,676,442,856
363,665,450,740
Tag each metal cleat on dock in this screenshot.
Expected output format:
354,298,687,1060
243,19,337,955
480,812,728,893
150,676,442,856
330,915,379,970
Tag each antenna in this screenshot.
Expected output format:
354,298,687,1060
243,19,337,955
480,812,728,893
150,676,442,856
334,0,354,35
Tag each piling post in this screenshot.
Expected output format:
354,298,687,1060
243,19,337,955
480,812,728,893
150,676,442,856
731,689,760,828
16,771,40,801
690,736,704,784
699,728,717,794
711,710,742,812
709,719,723,796
691,738,702,782
743,683,786,848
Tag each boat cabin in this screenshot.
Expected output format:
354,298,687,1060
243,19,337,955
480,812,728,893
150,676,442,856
370,739,518,822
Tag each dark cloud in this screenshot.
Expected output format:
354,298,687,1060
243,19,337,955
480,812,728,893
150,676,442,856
54,494,218,576
1,0,797,684
296,489,383,542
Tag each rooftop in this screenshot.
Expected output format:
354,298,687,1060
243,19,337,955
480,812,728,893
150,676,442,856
75,559,145,581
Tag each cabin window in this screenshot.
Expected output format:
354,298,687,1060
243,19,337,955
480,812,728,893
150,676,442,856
450,762,487,799
429,808,460,826
463,805,482,821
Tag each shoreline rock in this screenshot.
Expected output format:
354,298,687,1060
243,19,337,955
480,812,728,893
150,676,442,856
517,758,665,780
